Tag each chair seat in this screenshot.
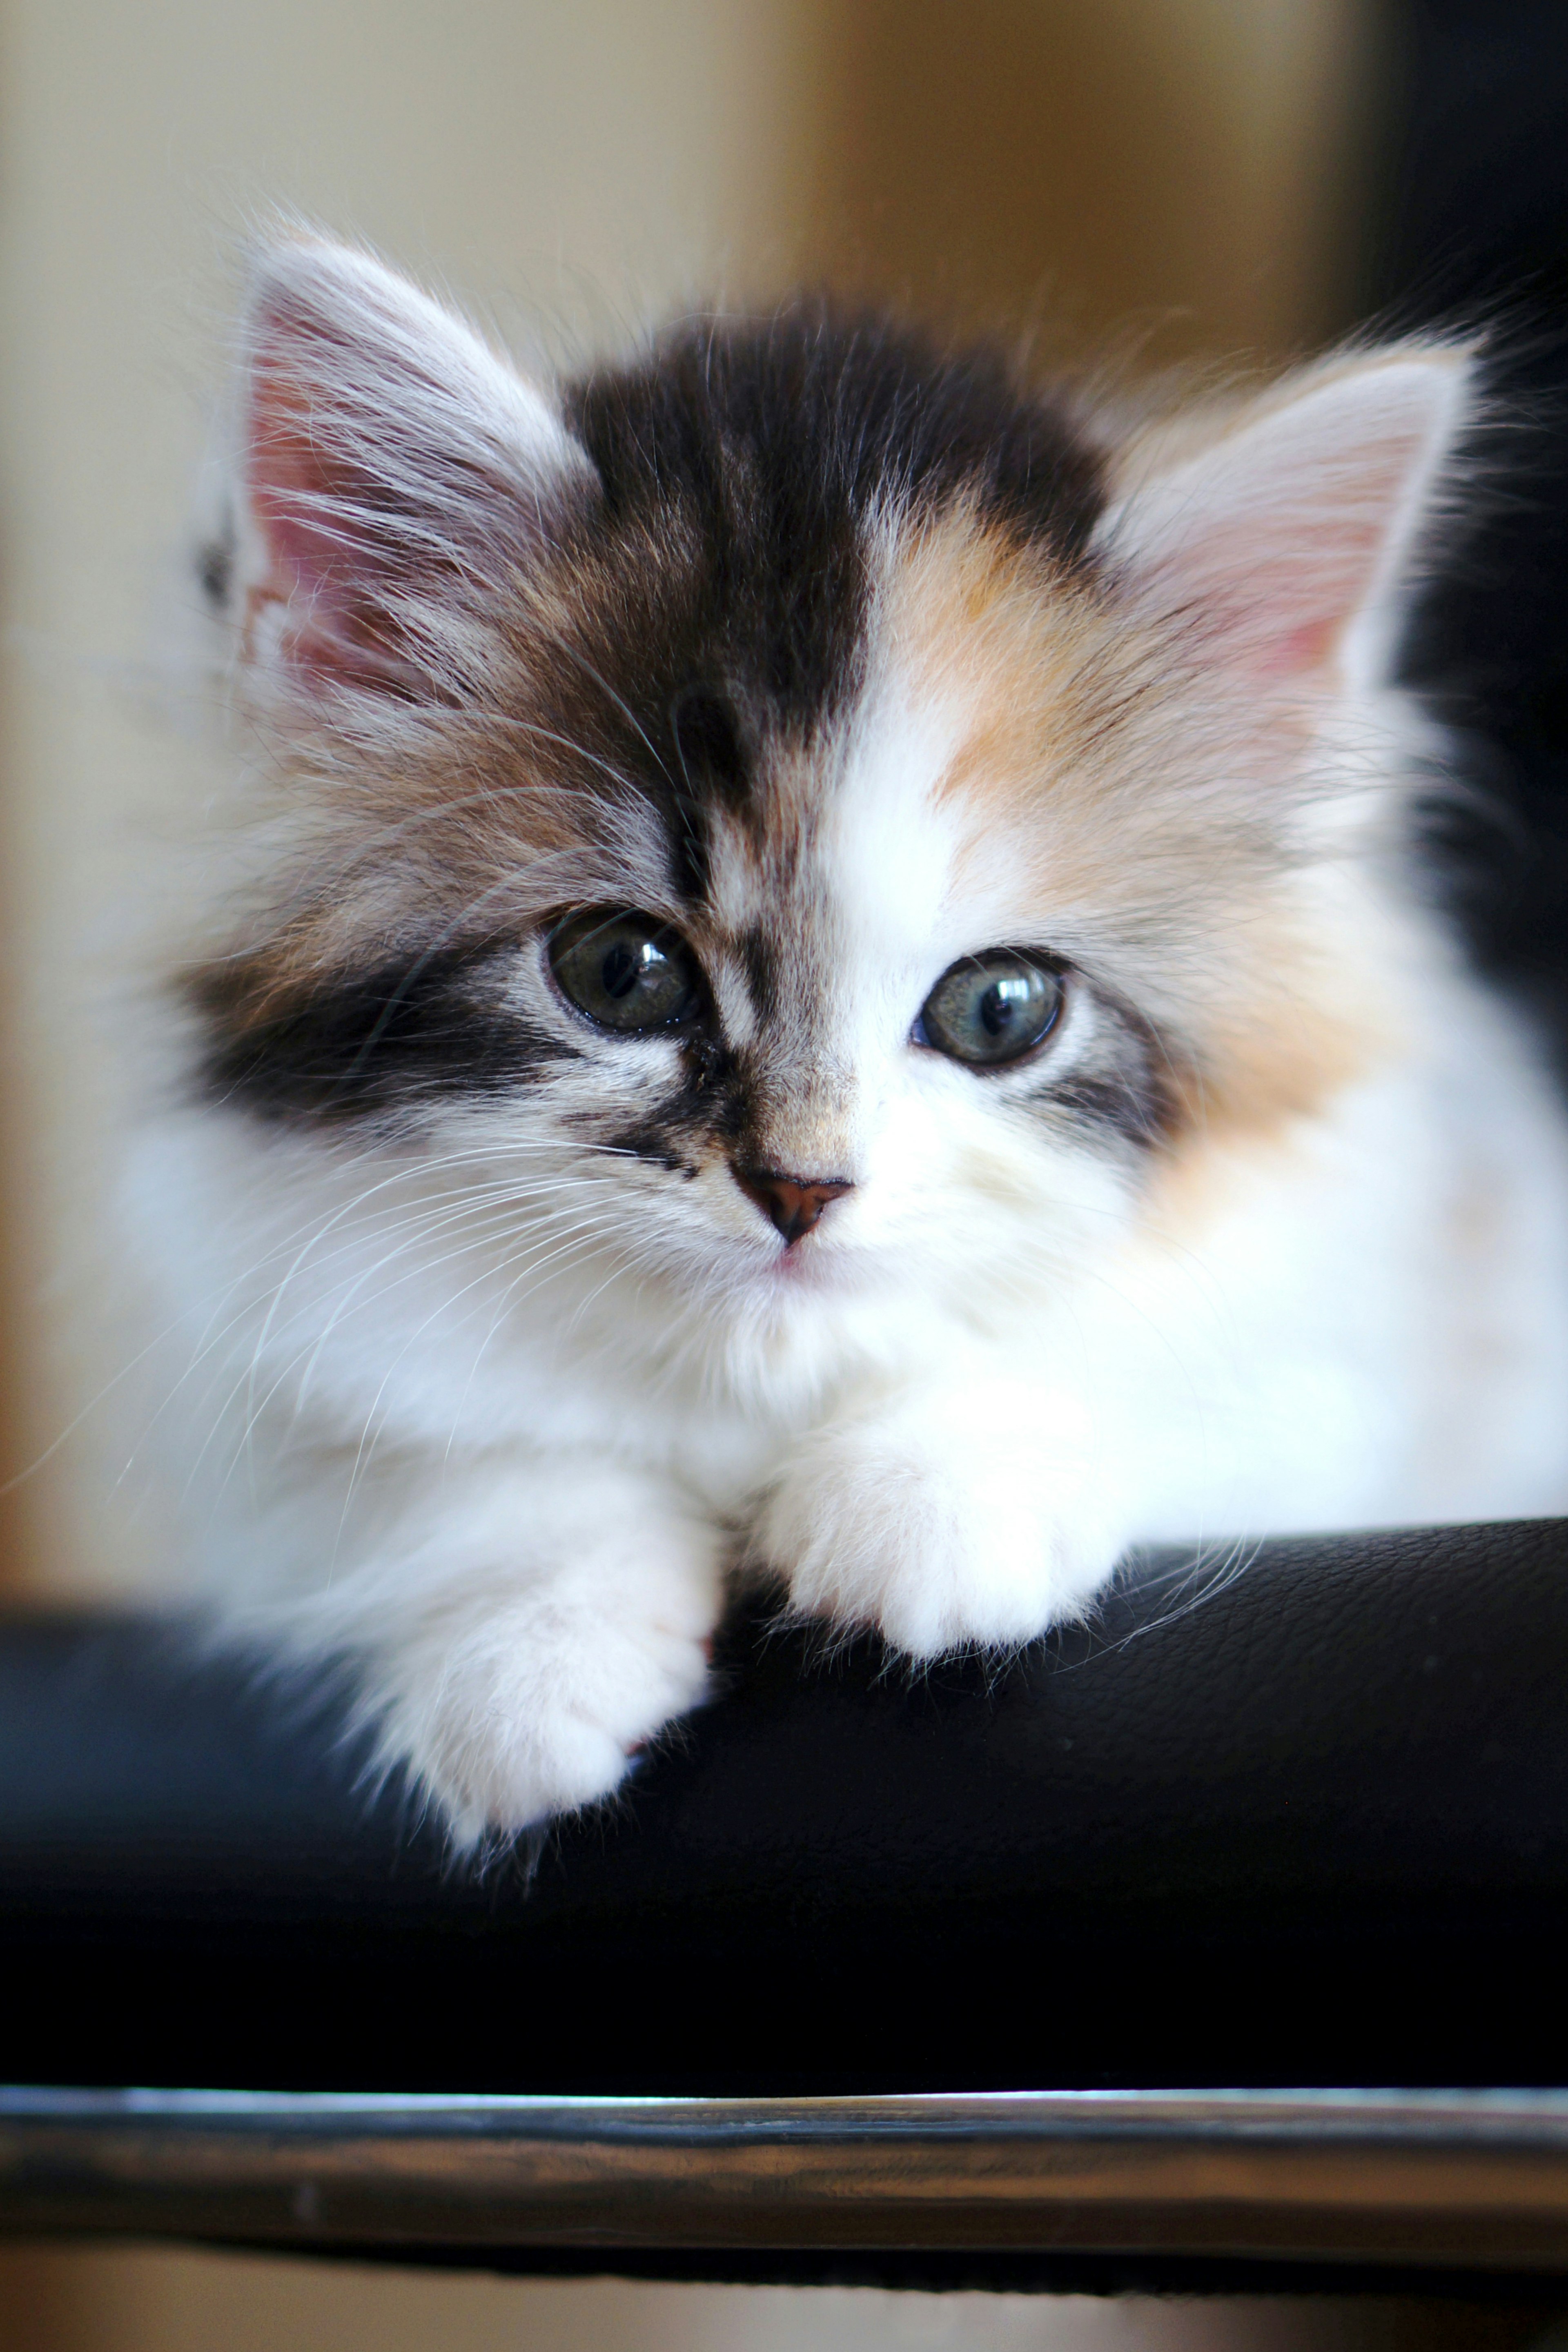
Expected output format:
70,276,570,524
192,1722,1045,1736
4,1520,1568,2285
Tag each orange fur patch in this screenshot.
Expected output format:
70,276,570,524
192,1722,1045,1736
875,504,1376,1169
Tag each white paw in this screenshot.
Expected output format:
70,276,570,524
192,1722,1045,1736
366,1503,724,1844
755,1386,1127,1657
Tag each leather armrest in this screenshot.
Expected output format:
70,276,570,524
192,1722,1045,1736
2,1519,1567,2098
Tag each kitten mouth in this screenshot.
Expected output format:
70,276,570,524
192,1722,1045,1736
753,1229,858,1292
769,1241,817,1279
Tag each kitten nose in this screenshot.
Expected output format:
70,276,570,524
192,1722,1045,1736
733,1167,854,1246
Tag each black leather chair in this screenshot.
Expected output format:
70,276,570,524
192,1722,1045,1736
6,1523,1568,2291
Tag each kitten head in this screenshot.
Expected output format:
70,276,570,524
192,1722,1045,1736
185,237,1471,1343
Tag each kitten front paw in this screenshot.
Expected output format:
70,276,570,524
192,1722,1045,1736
369,1515,723,1846
757,1388,1127,1657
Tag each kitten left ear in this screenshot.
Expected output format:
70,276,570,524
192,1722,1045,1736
225,236,595,703
1094,346,1473,693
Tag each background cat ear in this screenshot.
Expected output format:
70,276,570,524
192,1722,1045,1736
1094,347,1474,694
224,236,593,701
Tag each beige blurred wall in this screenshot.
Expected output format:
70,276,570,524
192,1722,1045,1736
0,0,1376,2345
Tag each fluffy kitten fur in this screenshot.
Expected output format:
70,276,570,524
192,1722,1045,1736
127,236,1568,1843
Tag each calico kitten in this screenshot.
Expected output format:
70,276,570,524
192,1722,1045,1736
128,235,1568,1842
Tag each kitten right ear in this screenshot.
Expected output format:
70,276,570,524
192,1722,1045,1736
220,237,593,702
1094,345,1473,696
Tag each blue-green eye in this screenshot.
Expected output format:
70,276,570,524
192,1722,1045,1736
916,951,1065,1067
548,909,698,1033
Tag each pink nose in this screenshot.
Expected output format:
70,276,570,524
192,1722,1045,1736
733,1167,854,1246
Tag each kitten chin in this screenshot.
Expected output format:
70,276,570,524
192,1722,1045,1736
120,232,1568,1844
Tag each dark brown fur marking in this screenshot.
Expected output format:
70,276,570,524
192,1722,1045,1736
189,945,577,1129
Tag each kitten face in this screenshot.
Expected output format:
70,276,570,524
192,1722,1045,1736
185,243,1469,1334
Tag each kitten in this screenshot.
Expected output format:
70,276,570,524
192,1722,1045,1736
127,234,1568,1844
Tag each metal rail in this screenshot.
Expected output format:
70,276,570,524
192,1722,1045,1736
7,2088,1568,2270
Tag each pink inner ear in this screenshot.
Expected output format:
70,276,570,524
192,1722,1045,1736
1156,463,1424,690
1268,617,1344,678
243,322,421,693
1109,358,1464,693
1190,505,1403,683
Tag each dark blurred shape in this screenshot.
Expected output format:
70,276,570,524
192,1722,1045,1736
1368,1,1568,1022
1375,0,1568,302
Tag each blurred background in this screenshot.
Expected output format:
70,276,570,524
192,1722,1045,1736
2,0,1565,2344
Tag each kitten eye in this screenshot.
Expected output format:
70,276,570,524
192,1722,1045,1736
548,909,699,1034
916,951,1065,1068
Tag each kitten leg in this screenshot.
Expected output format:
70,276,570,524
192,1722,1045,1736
757,1381,1131,1657
278,1457,726,1844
